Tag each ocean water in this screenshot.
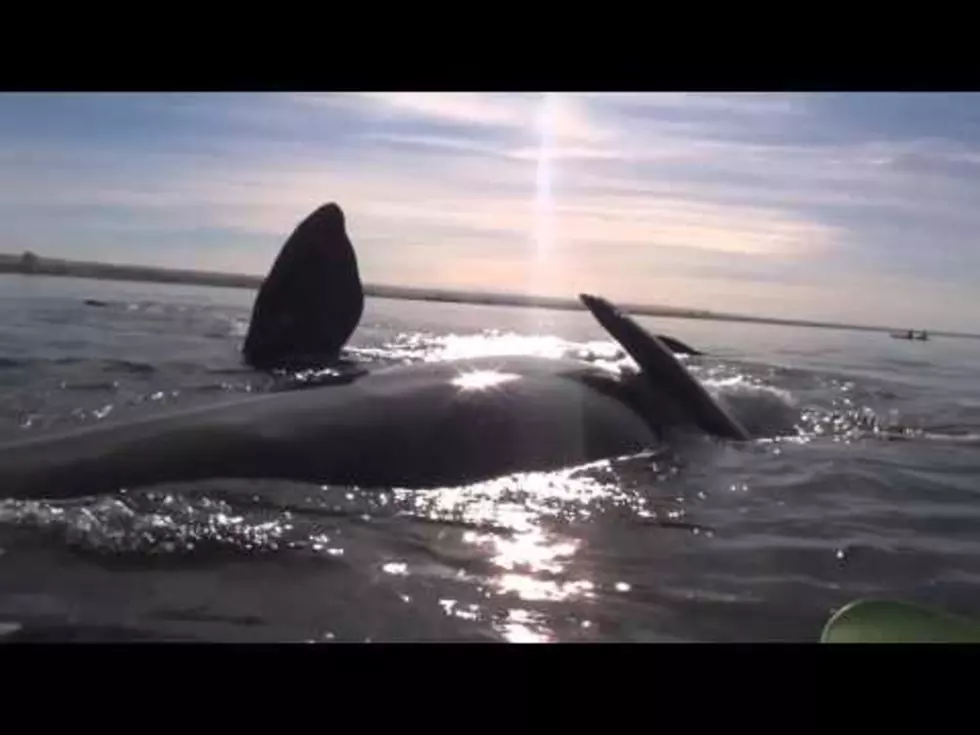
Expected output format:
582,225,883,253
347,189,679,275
1,273,979,642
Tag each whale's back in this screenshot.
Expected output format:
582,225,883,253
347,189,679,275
267,357,657,488
0,356,657,498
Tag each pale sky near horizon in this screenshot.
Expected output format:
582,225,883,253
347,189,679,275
1,92,978,331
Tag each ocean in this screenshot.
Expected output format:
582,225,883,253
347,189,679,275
1,273,979,642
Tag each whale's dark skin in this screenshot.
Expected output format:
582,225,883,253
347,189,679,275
580,294,749,441
0,356,666,499
0,202,749,501
243,203,363,371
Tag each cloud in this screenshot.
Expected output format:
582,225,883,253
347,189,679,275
0,92,979,332
356,92,610,144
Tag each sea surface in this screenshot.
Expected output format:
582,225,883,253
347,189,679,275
1,273,979,642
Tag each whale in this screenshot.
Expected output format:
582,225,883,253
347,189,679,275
0,202,749,501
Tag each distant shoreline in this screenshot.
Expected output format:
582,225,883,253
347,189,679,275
1,251,976,340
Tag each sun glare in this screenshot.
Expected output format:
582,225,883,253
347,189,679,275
451,369,522,391
534,92,556,260
527,92,558,329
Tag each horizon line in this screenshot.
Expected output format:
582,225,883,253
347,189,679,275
1,250,975,341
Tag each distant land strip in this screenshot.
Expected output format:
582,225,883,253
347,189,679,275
1,251,976,340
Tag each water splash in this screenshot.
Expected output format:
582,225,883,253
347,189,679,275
0,493,313,559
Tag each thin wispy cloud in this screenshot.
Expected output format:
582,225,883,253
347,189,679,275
0,92,977,331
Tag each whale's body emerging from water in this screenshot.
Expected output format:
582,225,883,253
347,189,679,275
0,356,662,498
0,202,749,500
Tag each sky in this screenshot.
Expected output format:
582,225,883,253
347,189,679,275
1,91,978,331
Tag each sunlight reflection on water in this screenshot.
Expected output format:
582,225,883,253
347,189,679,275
389,462,635,641
356,331,629,367
500,608,553,643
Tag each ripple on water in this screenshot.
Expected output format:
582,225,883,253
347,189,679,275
4,295,980,642
0,492,337,561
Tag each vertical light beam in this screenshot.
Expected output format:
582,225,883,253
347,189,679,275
530,92,558,324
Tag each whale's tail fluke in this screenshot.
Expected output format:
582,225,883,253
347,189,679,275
243,203,364,371
580,293,750,441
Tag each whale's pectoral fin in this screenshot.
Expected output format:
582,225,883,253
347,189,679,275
580,293,751,441
243,202,365,372
654,334,703,356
